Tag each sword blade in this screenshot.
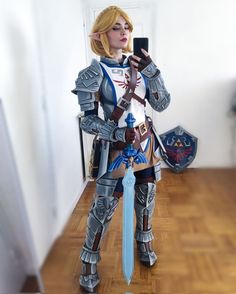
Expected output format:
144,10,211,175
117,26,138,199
122,166,135,285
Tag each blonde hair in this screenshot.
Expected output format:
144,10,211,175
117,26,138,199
90,6,133,58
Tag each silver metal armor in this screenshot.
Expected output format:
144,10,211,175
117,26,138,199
147,73,171,112
135,182,157,266
79,172,119,291
81,115,117,142
72,59,103,112
72,57,171,179
80,173,119,263
140,60,171,112
72,54,170,291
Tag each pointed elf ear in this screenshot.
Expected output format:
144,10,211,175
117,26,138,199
89,32,101,41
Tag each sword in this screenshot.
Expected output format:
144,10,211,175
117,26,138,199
108,113,148,284
122,163,135,285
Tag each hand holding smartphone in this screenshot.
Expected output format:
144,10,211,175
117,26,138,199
133,37,149,59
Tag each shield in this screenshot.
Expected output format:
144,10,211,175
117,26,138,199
159,126,198,173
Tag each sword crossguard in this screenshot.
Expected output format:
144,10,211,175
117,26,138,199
123,113,137,163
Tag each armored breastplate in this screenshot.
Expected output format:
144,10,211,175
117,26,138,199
99,60,146,128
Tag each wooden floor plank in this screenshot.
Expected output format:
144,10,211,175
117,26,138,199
41,168,236,294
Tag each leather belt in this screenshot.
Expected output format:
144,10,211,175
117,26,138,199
112,120,152,150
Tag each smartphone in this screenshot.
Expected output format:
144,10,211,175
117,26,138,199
133,37,149,59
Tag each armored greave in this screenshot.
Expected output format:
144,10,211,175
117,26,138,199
80,174,119,264
134,182,157,266
80,174,119,291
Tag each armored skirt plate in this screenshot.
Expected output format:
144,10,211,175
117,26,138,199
110,132,160,179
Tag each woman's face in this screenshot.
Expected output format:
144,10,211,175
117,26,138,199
106,16,131,51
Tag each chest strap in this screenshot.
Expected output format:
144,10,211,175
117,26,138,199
110,57,146,123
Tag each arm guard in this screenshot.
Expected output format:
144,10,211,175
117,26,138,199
142,62,171,112
71,59,103,111
81,115,126,142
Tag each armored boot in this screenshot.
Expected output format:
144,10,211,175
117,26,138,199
134,182,157,267
80,262,99,293
79,175,119,292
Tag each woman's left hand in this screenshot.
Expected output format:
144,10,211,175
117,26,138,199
130,48,152,72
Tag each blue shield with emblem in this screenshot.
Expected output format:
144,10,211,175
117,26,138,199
159,126,198,173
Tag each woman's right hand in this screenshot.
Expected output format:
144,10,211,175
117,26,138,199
130,48,152,72
125,128,136,144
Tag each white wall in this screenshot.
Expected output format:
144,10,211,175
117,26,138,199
0,0,57,268
152,0,236,167
0,101,43,291
0,0,87,268
33,0,88,237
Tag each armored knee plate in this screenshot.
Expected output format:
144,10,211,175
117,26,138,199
80,174,119,264
134,182,156,242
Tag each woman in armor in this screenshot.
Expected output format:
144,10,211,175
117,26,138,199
72,5,170,292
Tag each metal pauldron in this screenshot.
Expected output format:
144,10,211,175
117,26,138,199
73,59,103,93
72,59,103,111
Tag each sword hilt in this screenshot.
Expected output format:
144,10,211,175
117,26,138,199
124,113,137,163
108,113,148,172
125,112,136,129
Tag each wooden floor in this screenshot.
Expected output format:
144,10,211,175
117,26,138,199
41,168,236,294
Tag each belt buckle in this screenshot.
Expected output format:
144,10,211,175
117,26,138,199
138,122,148,136
117,96,130,110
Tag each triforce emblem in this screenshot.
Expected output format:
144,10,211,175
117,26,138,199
159,126,198,173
